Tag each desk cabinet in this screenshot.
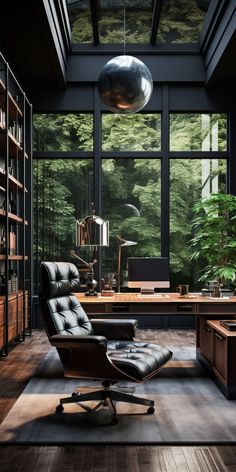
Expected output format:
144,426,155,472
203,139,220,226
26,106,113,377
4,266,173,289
0,291,28,351
197,319,236,399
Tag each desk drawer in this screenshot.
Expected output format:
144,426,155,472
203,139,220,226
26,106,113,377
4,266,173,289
198,303,236,315
199,318,213,363
213,330,227,381
82,303,107,314
129,302,194,314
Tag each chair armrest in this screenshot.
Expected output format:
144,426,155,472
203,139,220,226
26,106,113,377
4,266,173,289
49,334,122,380
90,319,138,340
50,334,107,350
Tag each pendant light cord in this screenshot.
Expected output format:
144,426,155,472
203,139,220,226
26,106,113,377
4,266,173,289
123,0,126,55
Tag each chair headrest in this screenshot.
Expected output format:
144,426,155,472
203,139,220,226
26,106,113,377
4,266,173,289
41,262,80,299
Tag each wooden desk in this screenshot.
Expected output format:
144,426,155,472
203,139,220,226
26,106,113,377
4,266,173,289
76,292,236,328
76,292,236,398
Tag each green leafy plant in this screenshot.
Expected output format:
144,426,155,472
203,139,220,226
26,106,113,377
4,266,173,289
189,193,236,287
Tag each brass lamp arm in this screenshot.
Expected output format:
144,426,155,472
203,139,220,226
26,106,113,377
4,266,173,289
70,250,97,270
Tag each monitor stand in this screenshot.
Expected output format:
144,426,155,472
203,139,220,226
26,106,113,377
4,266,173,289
141,288,154,295
137,288,170,298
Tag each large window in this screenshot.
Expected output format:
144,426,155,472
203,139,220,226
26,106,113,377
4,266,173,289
102,114,161,151
33,159,93,291
170,114,227,151
102,158,161,288
33,109,229,294
34,114,93,151
66,0,209,46
157,0,209,44
170,158,227,289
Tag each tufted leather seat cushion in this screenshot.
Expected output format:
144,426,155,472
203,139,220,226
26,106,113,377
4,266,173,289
107,341,171,381
47,294,93,336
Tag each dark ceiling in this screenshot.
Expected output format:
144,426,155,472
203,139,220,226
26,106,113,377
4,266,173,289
0,0,235,94
0,2,67,89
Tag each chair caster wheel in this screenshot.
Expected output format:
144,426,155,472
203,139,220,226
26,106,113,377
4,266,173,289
147,406,155,414
55,404,64,414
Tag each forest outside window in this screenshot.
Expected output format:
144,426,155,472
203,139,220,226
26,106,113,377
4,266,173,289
102,114,161,151
33,113,93,152
33,159,93,292
169,158,227,291
102,158,161,290
170,114,227,152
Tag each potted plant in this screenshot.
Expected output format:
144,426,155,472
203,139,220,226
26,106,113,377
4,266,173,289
189,193,236,290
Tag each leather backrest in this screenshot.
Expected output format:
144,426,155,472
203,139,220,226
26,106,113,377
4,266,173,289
41,261,80,298
40,261,93,338
47,295,93,336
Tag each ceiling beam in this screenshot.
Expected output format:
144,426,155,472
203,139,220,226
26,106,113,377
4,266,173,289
150,0,163,45
90,0,99,45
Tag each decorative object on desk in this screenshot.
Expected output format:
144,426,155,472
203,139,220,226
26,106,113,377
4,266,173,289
177,284,189,297
76,203,109,251
220,319,236,331
70,250,98,296
211,283,222,298
101,273,115,296
189,193,236,290
98,0,152,114
116,235,137,292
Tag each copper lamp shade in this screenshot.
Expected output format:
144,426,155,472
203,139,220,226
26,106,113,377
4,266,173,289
76,213,109,250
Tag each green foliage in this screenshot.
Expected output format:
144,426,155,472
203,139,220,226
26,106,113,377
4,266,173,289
189,193,236,286
157,0,206,43
102,158,161,274
33,112,227,290
170,114,227,152
33,114,93,151
34,159,92,263
68,0,207,45
102,114,161,151
70,11,93,43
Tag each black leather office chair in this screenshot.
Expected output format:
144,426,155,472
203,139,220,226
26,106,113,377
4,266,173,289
40,261,172,424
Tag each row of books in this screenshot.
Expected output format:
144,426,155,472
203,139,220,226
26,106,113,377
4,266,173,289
0,107,6,128
8,120,23,145
0,108,23,145
0,230,16,254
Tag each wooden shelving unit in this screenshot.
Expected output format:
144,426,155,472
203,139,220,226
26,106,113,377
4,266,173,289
0,51,32,355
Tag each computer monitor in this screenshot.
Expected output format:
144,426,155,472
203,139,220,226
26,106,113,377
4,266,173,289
128,257,170,293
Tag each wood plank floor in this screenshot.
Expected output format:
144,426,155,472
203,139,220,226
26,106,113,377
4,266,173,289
0,329,235,472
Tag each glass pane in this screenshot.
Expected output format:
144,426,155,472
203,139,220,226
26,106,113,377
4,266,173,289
33,159,93,293
157,0,209,44
67,0,93,44
102,114,161,151
170,114,227,151
170,158,227,290
33,114,93,152
102,158,161,290
99,0,153,44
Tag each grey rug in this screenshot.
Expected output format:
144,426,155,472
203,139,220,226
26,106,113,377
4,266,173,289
0,347,236,444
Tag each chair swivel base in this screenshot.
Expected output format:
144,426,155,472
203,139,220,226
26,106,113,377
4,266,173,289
55,380,155,424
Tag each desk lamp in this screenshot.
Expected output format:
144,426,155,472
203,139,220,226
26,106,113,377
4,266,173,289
75,204,109,295
116,235,137,293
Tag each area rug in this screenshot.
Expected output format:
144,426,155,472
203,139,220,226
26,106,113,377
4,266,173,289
0,346,236,445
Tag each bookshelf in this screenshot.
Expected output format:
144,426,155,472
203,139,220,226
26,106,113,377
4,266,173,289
0,51,32,355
